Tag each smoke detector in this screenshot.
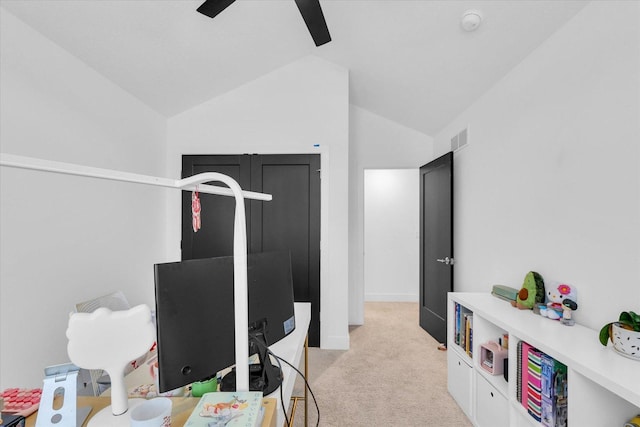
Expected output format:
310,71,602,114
461,9,483,32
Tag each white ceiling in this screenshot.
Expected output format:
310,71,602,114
0,0,589,136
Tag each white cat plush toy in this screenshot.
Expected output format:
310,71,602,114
545,282,577,320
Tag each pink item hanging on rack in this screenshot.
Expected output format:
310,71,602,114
192,189,201,232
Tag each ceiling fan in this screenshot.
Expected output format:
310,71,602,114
197,0,331,47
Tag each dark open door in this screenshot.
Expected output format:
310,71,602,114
419,152,454,345
181,154,321,347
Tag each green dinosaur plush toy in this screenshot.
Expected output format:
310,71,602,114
513,271,545,310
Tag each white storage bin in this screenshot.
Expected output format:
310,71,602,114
447,350,473,419
475,373,509,427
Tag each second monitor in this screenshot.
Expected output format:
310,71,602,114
154,250,296,395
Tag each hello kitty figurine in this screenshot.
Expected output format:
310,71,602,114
545,282,577,321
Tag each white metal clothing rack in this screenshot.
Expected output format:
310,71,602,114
0,152,272,394
0,153,272,201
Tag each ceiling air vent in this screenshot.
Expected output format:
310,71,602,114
450,126,469,152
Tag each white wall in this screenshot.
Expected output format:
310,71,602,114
433,1,640,331
0,9,167,388
349,106,433,323
166,56,350,349
364,169,419,302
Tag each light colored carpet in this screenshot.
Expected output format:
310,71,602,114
287,302,472,426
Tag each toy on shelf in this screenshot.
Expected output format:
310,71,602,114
625,414,640,427
561,300,578,326
538,282,578,326
491,284,519,302
546,305,562,320
479,341,508,376
511,271,545,310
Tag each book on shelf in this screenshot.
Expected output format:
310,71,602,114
455,303,461,345
516,341,569,427
527,347,543,422
518,341,532,409
185,391,264,427
540,353,568,427
541,354,557,399
453,303,473,351
464,313,473,356
462,313,467,348
517,341,522,403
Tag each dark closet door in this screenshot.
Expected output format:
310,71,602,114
181,154,321,347
181,155,251,260
249,155,321,347
419,152,454,345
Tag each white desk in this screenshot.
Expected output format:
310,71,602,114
115,302,310,427
267,302,311,427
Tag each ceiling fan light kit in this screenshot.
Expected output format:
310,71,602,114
197,0,331,46
461,9,483,32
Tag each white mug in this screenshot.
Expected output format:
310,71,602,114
130,397,172,427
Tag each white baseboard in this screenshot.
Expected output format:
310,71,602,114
364,293,419,302
321,334,350,350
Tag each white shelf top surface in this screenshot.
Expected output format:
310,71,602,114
449,292,640,408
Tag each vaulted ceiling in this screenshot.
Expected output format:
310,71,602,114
0,0,589,136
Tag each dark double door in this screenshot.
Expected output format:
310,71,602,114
181,154,321,346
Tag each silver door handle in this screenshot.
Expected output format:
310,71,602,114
436,256,454,265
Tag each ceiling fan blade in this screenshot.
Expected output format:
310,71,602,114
294,0,331,46
197,0,237,19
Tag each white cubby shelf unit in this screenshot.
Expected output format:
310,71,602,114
447,292,640,427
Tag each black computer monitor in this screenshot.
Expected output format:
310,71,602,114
153,250,296,395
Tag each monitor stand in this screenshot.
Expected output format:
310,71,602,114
220,328,283,395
